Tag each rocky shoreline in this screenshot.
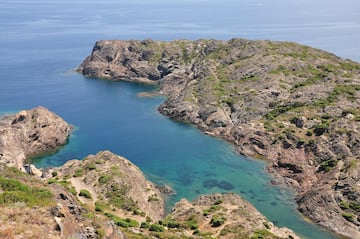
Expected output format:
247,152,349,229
0,107,300,239
78,38,360,239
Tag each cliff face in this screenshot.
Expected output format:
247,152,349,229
79,38,360,238
0,106,72,171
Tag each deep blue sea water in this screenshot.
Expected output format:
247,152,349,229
1,1,359,238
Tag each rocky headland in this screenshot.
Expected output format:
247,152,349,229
0,106,72,173
78,38,360,238
0,108,299,238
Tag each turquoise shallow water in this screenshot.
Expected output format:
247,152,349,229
1,1,359,238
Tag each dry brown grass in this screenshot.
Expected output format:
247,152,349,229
0,228,14,239
0,206,61,239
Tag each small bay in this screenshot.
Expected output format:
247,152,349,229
1,1,358,238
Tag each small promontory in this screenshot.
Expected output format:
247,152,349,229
0,106,72,172
79,38,360,238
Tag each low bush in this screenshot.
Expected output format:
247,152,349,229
149,223,164,232
79,189,92,199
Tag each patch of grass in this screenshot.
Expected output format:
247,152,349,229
339,60,360,71
95,200,111,212
0,177,54,207
105,213,139,228
270,65,290,75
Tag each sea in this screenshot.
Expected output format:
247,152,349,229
1,1,359,238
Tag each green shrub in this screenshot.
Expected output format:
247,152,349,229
73,168,84,177
318,159,338,172
98,175,113,184
339,201,350,209
349,202,360,212
342,213,354,222
140,222,150,229
115,219,129,228
313,123,329,136
79,189,92,199
210,215,225,227
163,218,180,228
87,164,96,170
105,213,138,228
149,223,164,232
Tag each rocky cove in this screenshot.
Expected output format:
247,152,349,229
0,107,300,239
77,38,360,239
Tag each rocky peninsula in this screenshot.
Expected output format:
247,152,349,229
0,108,299,238
78,38,360,238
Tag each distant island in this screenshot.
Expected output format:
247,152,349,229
78,38,360,239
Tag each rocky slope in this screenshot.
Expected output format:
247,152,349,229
0,106,72,172
169,193,299,239
51,150,165,222
78,38,360,238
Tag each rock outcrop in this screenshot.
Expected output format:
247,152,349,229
0,106,72,172
79,38,360,238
